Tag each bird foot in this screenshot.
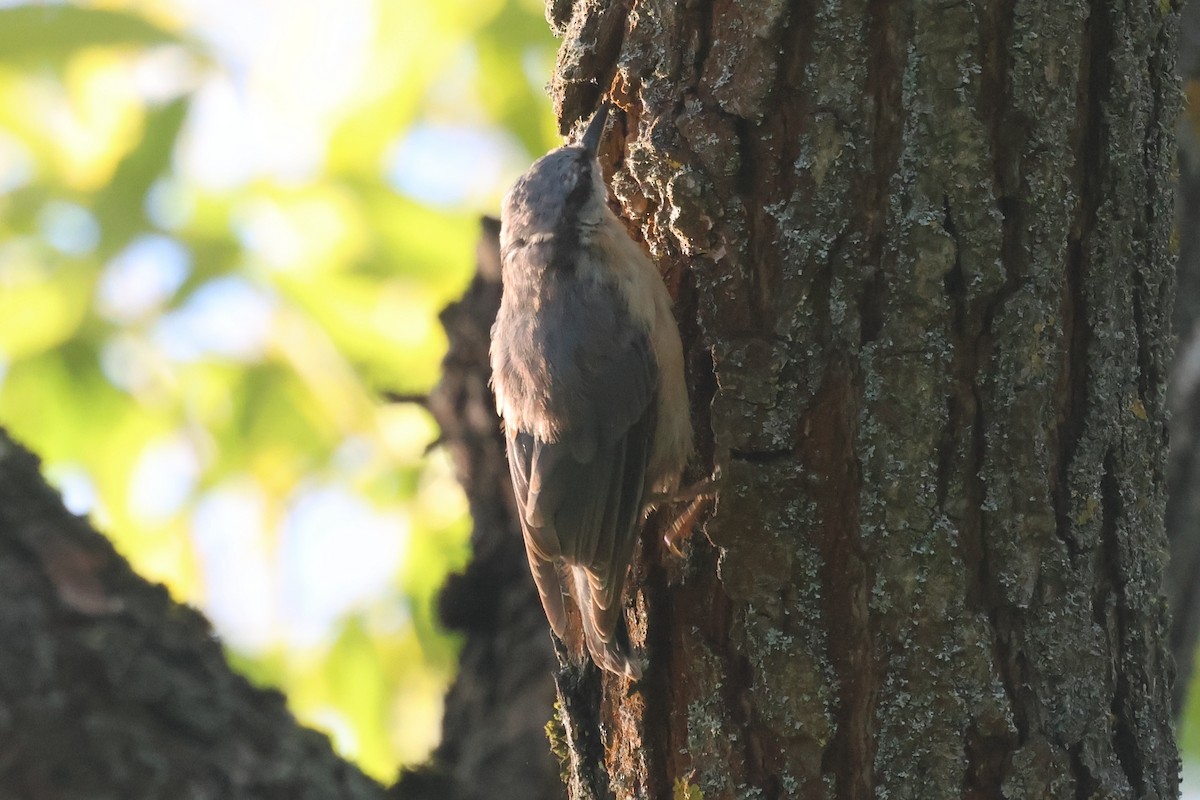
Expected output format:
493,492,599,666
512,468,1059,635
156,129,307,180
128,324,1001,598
659,471,719,557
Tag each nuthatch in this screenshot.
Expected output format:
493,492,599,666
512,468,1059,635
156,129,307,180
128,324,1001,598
490,104,693,678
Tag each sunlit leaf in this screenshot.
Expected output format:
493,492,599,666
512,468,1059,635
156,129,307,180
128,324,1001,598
476,1,560,152
324,619,392,780
0,6,184,68
93,97,189,254
0,258,91,359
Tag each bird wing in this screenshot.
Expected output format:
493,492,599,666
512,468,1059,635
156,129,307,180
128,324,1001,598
500,277,658,655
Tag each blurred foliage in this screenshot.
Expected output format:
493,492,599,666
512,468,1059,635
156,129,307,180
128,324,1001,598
1183,668,1200,765
0,0,558,783
1182,76,1200,777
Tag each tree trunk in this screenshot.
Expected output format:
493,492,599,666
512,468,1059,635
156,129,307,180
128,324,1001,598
545,0,1181,797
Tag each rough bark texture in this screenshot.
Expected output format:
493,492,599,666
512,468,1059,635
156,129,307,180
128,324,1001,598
547,0,1181,797
395,219,564,800
1167,0,1200,717
0,429,387,800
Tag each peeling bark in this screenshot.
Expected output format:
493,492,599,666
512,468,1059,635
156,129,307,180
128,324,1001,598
546,0,1181,796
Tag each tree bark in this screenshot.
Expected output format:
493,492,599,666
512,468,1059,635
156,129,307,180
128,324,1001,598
0,429,387,800
546,0,1181,797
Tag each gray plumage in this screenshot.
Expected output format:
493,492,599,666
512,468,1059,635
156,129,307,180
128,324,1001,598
490,105,693,678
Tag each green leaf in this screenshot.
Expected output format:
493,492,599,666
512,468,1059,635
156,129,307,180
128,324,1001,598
0,259,92,359
0,6,188,68
93,98,190,257
324,618,393,781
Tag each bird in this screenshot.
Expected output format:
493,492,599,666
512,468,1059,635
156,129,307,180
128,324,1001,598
489,103,693,678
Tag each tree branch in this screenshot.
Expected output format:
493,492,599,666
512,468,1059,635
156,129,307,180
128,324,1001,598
0,428,388,799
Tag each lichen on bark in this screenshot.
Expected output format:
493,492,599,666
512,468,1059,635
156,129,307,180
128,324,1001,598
544,0,1182,797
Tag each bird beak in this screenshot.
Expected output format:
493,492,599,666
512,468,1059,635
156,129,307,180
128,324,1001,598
580,102,610,157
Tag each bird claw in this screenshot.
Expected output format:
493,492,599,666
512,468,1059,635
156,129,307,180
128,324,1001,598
660,472,719,556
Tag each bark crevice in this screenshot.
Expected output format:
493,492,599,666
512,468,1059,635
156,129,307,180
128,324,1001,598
545,0,1180,795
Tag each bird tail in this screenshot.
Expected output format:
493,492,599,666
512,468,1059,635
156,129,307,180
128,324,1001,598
571,566,642,679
